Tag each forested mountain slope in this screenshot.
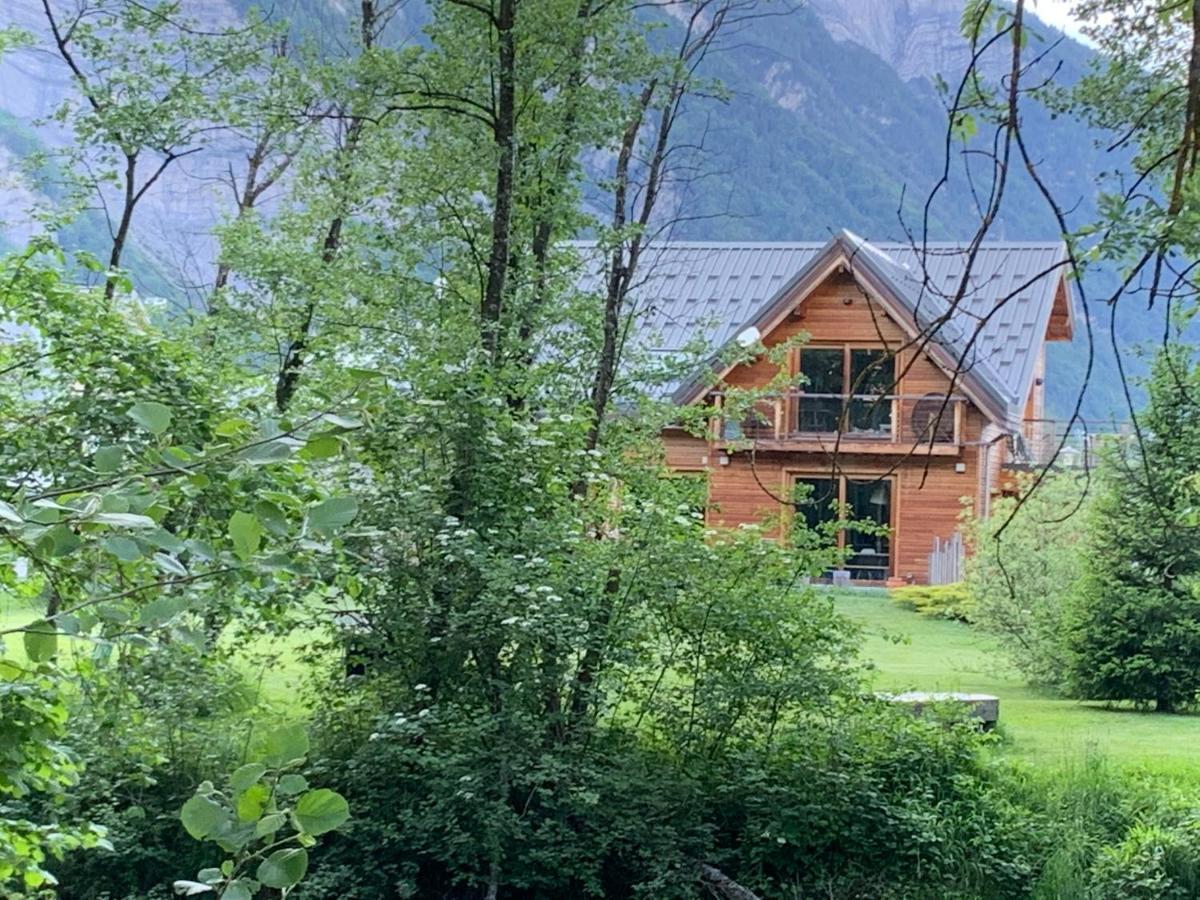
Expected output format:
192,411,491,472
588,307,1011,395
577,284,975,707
0,0,1142,415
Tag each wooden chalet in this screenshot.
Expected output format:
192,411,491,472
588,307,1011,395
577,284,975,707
597,231,1076,585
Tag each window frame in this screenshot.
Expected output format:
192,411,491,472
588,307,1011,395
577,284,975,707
786,470,897,581
792,344,898,438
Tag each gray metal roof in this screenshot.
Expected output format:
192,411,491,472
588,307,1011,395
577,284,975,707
574,232,1069,427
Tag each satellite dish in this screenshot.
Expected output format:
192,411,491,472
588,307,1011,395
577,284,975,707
735,326,761,347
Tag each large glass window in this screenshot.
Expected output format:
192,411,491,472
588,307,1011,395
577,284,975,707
844,478,891,579
793,474,893,581
796,348,843,432
795,346,894,437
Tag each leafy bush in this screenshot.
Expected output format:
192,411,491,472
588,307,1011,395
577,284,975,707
964,473,1089,690
890,582,976,622
1089,822,1200,899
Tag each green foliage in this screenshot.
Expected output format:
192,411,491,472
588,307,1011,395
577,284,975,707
0,662,110,893
1065,348,1200,711
175,725,349,899
965,474,1089,689
889,582,976,622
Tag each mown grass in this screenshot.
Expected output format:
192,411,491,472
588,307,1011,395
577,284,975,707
836,588,1200,776
0,594,327,714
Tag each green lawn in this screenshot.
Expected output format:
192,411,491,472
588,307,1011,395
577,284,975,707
0,595,325,714
836,588,1200,776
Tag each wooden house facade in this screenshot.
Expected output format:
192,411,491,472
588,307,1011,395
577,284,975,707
610,231,1075,584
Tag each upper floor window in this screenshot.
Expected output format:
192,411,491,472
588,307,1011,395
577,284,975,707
795,346,895,436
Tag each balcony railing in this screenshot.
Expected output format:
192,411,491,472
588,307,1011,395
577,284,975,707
1009,419,1129,469
717,391,966,448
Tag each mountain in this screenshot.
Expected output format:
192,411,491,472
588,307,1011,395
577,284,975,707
0,0,1146,416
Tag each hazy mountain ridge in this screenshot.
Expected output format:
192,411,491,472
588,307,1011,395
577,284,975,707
0,1,1137,414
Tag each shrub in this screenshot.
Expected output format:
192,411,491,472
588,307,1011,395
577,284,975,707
1089,822,1200,900
964,472,1088,690
889,582,976,622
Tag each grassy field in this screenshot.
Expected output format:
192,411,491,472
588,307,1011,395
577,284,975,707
836,588,1200,775
0,595,322,714
7,585,1200,774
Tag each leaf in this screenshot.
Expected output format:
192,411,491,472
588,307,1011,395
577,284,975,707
23,620,58,663
180,795,229,840
0,500,22,524
307,497,358,534
238,440,294,464
321,412,363,430
219,883,252,900
255,812,287,838
254,500,288,537
101,536,142,561
228,511,262,561
153,552,188,577
92,512,156,529
235,782,270,822
93,445,125,473
42,525,81,557
276,774,308,796
300,433,341,460
127,401,173,435
261,724,309,767
256,848,308,890
229,763,266,794
294,789,349,835
138,595,189,627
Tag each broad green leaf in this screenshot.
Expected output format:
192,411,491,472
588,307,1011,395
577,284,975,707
23,620,57,663
101,536,141,561
230,763,266,793
42,524,81,557
138,595,189,627
238,441,294,464
220,883,252,900
300,433,340,459
254,812,287,838
92,512,156,529
229,511,262,561
127,401,172,435
277,774,308,795
0,500,21,523
254,500,288,537
256,848,308,889
261,724,309,767
236,782,270,822
180,794,229,840
294,789,349,835
307,497,358,534
93,445,125,473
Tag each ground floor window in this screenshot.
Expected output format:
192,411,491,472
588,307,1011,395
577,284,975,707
793,473,892,580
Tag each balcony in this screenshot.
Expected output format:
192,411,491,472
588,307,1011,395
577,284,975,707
716,391,967,454
1008,419,1128,469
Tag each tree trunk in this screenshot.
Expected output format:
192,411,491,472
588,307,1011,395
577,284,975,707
481,0,518,365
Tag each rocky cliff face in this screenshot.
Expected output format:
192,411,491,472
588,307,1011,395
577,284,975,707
809,0,1065,82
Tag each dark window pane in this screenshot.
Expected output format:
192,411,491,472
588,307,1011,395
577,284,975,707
793,477,838,532
844,479,890,577
798,348,844,432
848,350,893,435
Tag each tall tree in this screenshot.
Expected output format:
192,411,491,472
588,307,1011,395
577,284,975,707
40,0,261,299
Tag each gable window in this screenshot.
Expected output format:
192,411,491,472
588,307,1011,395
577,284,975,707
793,473,892,581
794,346,895,437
